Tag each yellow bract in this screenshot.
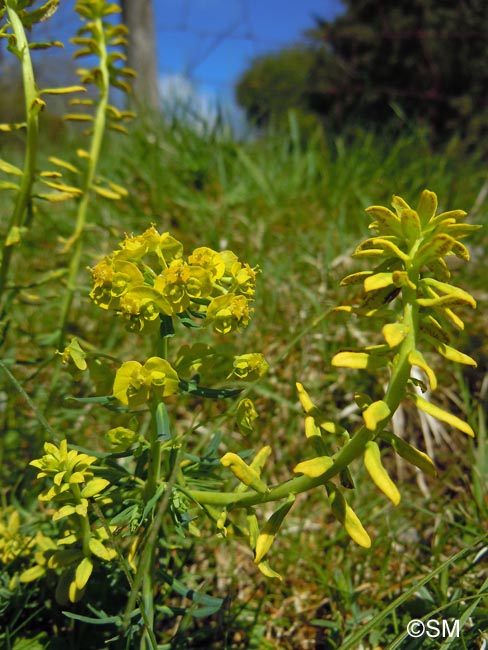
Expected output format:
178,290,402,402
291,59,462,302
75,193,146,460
113,357,179,407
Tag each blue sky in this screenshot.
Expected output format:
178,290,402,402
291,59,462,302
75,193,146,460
154,0,344,109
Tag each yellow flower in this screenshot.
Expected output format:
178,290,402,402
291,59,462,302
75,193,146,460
232,353,269,380
154,260,213,313
188,246,225,281
89,256,115,309
116,227,183,266
236,398,258,435
118,286,172,330
113,357,179,407
206,294,251,334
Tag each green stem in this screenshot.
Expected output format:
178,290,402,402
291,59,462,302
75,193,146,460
56,15,109,352
187,276,421,511
0,5,39,301
70,484,91,556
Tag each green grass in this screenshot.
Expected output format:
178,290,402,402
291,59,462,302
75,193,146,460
1,112,487,648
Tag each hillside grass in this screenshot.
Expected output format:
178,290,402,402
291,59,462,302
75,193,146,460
1,112,487,648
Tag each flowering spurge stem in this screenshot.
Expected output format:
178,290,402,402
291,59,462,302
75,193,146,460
0,4,40,300
57,10,110,352
188,190,479,561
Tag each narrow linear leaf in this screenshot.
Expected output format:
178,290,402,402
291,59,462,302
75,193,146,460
410,394,474,437
328,485,371,548
379,430,437,477
364,441,400,505
408,349,437,391
40,85,86,95
293,456,334,478
220,453,268,493
254,495,295,564
0,159,22,175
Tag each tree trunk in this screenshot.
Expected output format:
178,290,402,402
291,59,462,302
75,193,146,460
120,0,159,111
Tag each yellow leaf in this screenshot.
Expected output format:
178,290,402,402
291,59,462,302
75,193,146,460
400,208,421,242
257,560,282,580
39,179,82,195
293,456,333,478
408,349,437,390
411,394,474,437
63,113,93,122
365,205,402,236
37,192,79,202
420,278,476,308
328,486,371,548
362,400,390,431
221,453,268,493
416,189,438,225
296,381,316,413
52,505,76,521
364,272,394,292
0,159,22,175
20,565,46,583
332,351,385,370
340,271,373,286
5,226,26,246
75,557,93,590
92,184,122,200
254,495,295,564
433,342,477,367
380,431,437,477
40,85,87,95
88,537,114,561
382,322,409,348
0,122,27,131
80,478,110,498
48,156,80,173
364,441,400,505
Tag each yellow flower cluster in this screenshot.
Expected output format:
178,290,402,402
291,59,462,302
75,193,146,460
89,227,259,333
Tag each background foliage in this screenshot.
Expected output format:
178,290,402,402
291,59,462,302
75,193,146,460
236,0,488,144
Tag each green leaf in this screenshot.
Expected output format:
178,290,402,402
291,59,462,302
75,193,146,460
178,378,242,399
62,611,122,625
156,401,171,441
20,0,60,28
